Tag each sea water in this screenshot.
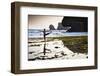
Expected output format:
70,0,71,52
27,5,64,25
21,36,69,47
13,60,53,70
28,29,87,38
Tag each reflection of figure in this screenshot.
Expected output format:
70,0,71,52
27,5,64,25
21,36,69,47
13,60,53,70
43,44,46,55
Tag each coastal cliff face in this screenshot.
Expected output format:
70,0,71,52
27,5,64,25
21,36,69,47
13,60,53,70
49,16,88,32
62,17,88,32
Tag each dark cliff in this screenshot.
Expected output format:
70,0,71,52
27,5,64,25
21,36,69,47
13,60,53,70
62,17,88,32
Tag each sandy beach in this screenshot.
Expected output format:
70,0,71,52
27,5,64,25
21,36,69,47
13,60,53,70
28,37,88,61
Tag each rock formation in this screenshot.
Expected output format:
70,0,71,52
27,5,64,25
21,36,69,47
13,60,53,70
49,24,55,30
62,17,88,32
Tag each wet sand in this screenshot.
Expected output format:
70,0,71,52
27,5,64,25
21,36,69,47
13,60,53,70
28,37,88,61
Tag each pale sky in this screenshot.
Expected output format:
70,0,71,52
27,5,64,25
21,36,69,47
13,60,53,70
28,15,63,29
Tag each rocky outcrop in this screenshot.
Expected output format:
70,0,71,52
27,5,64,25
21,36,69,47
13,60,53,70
57,22,69,30
62,17,88,32
49,24,55,30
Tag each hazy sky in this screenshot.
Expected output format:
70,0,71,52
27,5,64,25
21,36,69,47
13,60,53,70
28,15,63,29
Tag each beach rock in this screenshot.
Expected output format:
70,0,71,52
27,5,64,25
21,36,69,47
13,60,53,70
49,24,55,30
